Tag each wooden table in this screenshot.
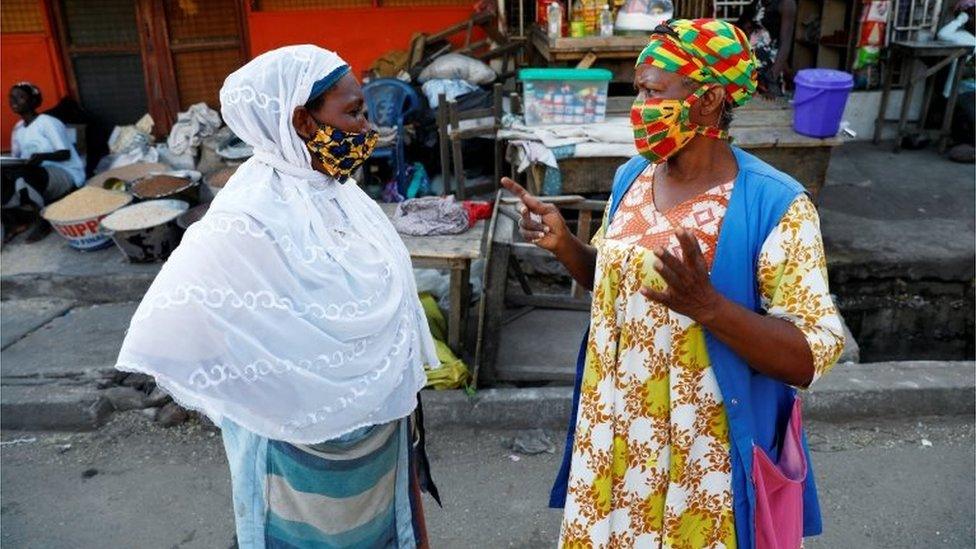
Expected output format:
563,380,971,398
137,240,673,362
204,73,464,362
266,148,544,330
528,26,649,82
528,98,842,199
873,40,971,153
380,203,486,356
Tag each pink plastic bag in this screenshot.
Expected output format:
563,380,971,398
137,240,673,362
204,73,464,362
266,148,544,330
753,397,807,549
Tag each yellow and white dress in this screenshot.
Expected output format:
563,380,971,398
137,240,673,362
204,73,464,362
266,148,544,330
559,166,845,549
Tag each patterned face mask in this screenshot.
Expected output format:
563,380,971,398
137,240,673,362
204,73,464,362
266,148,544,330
304,123,378,182
631,85,728,164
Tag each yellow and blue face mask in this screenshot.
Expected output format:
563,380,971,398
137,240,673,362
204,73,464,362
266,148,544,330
304,124,378,182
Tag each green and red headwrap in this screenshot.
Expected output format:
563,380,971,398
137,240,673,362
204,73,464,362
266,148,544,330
636,18,758,107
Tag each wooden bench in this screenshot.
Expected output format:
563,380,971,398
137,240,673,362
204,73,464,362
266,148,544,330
380,203,485,357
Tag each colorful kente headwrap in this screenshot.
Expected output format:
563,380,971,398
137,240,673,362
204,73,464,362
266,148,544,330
636,18,758,107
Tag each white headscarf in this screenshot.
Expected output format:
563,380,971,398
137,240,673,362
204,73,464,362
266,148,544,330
116,45,438,444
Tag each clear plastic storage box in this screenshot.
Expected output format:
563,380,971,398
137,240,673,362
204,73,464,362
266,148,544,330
518,68,613,125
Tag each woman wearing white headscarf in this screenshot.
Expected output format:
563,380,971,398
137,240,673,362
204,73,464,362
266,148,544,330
115,45,440,548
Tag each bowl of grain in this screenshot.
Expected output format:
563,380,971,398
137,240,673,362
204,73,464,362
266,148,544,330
85,162,167,191
41,187,133,250
131,173,201,205
100,199,189,263
203,165,238,196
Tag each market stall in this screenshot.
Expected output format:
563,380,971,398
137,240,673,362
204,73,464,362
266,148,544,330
504,96,842,199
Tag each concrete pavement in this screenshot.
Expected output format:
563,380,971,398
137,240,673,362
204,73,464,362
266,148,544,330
1,413,972,548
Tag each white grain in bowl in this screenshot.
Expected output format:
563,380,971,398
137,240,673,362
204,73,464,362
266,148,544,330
100,199,189,232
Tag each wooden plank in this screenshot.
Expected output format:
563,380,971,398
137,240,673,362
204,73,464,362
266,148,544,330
411,257,468,270
572,209,593,299
395,233,484,261
500,195,586,205
576,209,594,244
436,93,452,195
738,96,791,111
452,107,494,121
549,50,643,61
531,26,650,53
450,126,497,140
576,51,598,69
447,262,471,356
528,163,545,195
892,41,972,56
529,26,549,55
729,109,793,129
732,126,842,149
168,39,241,54
407,33,427,69
492,83,504,187
479,212,515,384
559,157,620,195
449,102,467,200
472,190,503,387
492,204,517,245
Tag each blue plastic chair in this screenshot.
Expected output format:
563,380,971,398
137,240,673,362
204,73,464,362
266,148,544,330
362,79,422,192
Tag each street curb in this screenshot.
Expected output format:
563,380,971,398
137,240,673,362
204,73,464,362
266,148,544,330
423,361,976,429
0,383,113,431
1,273,156,303
1,361,971,432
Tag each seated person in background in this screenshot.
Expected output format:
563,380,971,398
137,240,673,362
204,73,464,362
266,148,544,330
3,82,85,242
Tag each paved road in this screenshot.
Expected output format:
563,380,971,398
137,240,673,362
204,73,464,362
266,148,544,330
1,414,972,548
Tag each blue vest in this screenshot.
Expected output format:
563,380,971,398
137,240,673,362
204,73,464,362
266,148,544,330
549,147,822,548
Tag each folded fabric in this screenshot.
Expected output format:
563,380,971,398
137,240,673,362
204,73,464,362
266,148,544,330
418,53,495,85
574,142,638,158
392,196,469,236
506,140,559,173
421,79,480,109
167,102,222,155
461,200,492,227
498,116,634,148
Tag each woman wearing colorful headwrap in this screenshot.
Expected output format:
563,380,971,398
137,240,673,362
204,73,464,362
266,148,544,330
503,19,845,548
115,46,439,547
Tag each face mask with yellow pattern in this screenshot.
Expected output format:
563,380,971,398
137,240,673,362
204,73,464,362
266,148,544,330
304,123,378,182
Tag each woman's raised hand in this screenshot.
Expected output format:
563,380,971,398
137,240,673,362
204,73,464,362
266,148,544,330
500,177,571,253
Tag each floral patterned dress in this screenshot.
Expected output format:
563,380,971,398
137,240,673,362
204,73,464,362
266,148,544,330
559,165,845,549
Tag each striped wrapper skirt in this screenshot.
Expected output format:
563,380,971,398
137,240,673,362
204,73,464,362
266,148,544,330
222,417,430,548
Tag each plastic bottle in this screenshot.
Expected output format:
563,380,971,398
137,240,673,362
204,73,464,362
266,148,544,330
582,0,599,35
547,1,563,39
570,0,587,37
599,4,613,37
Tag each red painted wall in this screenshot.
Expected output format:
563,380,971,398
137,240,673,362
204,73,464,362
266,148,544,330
0,2,67,151
246,7,481,77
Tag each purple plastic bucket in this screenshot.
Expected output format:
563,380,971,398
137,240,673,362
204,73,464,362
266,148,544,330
792,69,854,138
